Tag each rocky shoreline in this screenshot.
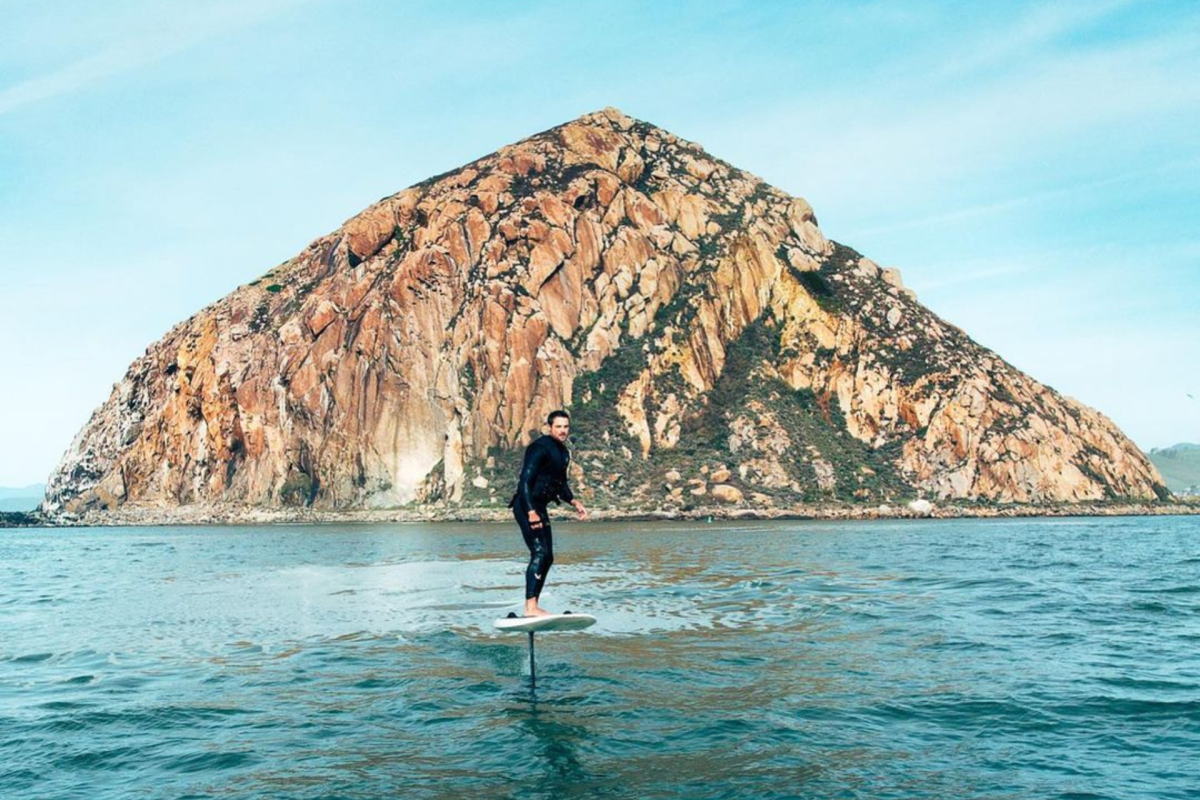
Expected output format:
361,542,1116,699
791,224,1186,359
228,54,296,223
4,499,1198,528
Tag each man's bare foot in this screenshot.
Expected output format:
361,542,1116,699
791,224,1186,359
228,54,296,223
524,605,553,617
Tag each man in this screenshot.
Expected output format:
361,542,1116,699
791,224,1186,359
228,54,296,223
510,409,587,617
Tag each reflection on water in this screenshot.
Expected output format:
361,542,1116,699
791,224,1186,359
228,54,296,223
1,517,1199,799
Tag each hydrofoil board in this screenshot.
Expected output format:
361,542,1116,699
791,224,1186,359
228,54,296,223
494,612,596,633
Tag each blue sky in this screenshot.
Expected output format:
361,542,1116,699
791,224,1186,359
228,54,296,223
1,0,1197,486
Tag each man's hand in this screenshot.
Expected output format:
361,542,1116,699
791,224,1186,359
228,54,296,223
527,509,542,529
571,499,588,520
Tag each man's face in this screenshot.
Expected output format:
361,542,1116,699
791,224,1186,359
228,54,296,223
550,416,570,442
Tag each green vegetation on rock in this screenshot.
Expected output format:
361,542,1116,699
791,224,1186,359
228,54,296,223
570,329,651,448
550,317,914,512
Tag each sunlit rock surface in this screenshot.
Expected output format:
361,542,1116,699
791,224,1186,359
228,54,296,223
45,108,1168,515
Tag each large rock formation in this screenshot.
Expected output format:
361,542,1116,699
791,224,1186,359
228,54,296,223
44,108,1169,515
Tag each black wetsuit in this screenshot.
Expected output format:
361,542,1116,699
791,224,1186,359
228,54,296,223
509,435,575,600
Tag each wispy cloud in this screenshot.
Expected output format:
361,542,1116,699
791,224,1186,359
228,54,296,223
927,0,1137,82
854,157,1200,237
718,9,1200,226
0,43,181,115
0,0,305,115
914,238,1200,294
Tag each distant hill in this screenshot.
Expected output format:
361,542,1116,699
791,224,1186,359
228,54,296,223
1147,444,1200,495
0,484,45,512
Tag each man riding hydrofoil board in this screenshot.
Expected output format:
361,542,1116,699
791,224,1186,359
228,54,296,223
509,410,587,618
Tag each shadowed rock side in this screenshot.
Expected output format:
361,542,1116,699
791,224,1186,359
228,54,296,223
44,108,1169,515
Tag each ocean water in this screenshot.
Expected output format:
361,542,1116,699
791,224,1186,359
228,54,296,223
1,516,1198,799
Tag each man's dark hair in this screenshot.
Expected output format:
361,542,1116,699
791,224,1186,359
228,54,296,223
547,410,570,426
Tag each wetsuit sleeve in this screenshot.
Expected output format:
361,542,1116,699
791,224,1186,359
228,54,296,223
518,441,547,510
560,475,575,504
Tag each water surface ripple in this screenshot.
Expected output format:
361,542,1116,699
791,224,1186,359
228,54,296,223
2,516,1197,799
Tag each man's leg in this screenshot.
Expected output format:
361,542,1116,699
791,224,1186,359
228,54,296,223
515,501,553,615
530,510,554,599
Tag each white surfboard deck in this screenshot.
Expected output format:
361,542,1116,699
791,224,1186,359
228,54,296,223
494,612,597,633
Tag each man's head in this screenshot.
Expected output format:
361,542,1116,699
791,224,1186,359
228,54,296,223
547,410,570,442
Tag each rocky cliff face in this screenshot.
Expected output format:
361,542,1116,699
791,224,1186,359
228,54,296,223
45,108,1169,514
